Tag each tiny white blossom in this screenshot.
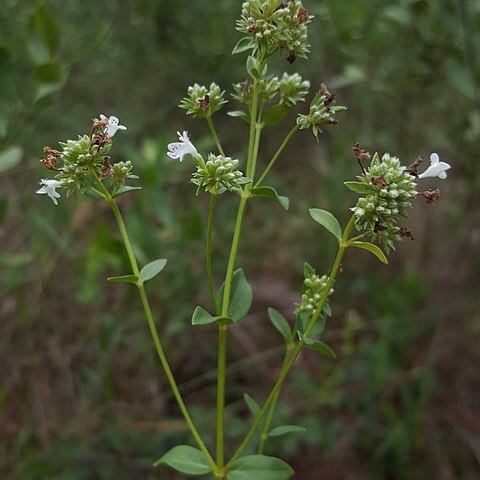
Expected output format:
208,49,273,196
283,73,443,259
418,153,451,180
167,131,198,161
36,179,62,205
100,114,127,138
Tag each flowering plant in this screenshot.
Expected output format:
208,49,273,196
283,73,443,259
36,1,450,478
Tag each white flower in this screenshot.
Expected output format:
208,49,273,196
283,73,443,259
167,131,198,161
36,179,62,205
418,153,451,180
100,114,127,138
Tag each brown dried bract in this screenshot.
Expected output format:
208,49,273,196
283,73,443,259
296,6,309,24
371,173,389,188
374,222,386,234
247,23,257,33
287,50,296,65
92,117,108,132
40,146,62,170
197,94,210,110
240,79,250,96
405,156,424,177
400,226,414,240
99,157,112,180
320,83,336,107
418,188,440,204
91,131,111,149
352,142,371,175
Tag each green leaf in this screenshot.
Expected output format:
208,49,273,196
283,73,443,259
232,36,255,55
227,110,250,123
344,181,372,194
227,455,294,480
251,186,289,210
112,185,142,198
191,306,231,326
303,262,315,278
349,241,388,264
243,393,261,418
107,274,139,284
0,146,22,174
154,445,211,475
216,269,253,322
298,332,336,359
309,208,342,241
246,56,261,79
139,259,167,282
268,425,306,437
263,104,290,126
267,308,291,342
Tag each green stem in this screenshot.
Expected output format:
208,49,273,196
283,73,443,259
207,116,226,156
207,194,219,314
254,124,300,188
215,78,263,472
226,216,356,469
94,175,216,472
216,323,228,471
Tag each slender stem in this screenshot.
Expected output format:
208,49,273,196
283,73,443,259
226,216,356,469
94,173,216,471
207,194,219,314
215,78,263,473
216,323,228,470
254,124,300,188
207,116,226,156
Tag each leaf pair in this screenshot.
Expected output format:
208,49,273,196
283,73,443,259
192,269,252,325
108,258,167,285
157,445,294,479
309,208,388,264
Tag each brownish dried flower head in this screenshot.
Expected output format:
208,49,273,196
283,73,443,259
296,6,309,25
418,188,441,204
400,226,414,240
371,173,390,188
405,156,424,177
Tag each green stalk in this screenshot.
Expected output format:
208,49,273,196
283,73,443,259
226,216,356,469
207,194,219,314
254,124,300,188
207,116,226,156
93,176,216,472
215,78,263,474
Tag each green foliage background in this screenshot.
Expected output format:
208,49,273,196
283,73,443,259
1,0,479,479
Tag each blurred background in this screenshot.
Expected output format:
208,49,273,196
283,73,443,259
1,0,479,479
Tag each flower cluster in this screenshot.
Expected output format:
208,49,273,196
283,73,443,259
179,83,228,118
191,154,250,195
36,115,130,204
295,263,333,330
236,0,312,63
297,83,346,138
349,153,418,251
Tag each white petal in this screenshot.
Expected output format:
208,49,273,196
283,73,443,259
100,114,107,120
36,187,48,194
438,171,447,180
430,153,439,165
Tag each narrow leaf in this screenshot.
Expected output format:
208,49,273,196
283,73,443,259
139,259,167,282
251,186,289,210
232,36,255,55
263,104,290,126
298,332,336,359
216,269,252,322
227,110,250,123
350,241,388,264
227,455,294,480
154,445,211,475
309,208,342,241
107,274,139,284
267,308,291,342
191,306,231,326
243,393,261,418
268,425,306,437
344,181,372,194
112,185,142,198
